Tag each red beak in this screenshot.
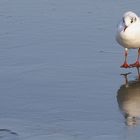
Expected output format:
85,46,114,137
124,25,128,31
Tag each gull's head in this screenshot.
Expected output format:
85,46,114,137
122,11,139,31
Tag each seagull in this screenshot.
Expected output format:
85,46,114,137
116,11,140,68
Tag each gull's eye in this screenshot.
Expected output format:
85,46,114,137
130,17,137,23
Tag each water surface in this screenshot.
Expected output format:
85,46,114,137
1,0,140,140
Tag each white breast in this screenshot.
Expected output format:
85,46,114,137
116,19,140,49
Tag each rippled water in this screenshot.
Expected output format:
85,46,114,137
1,0,140,140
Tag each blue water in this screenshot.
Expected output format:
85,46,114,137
0,0,140,139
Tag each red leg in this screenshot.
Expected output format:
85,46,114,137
136,67,140,80
130,48,140,67
121,48,130,68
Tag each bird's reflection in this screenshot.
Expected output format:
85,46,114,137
117,71,140,126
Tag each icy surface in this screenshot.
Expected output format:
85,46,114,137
0,0,140,139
